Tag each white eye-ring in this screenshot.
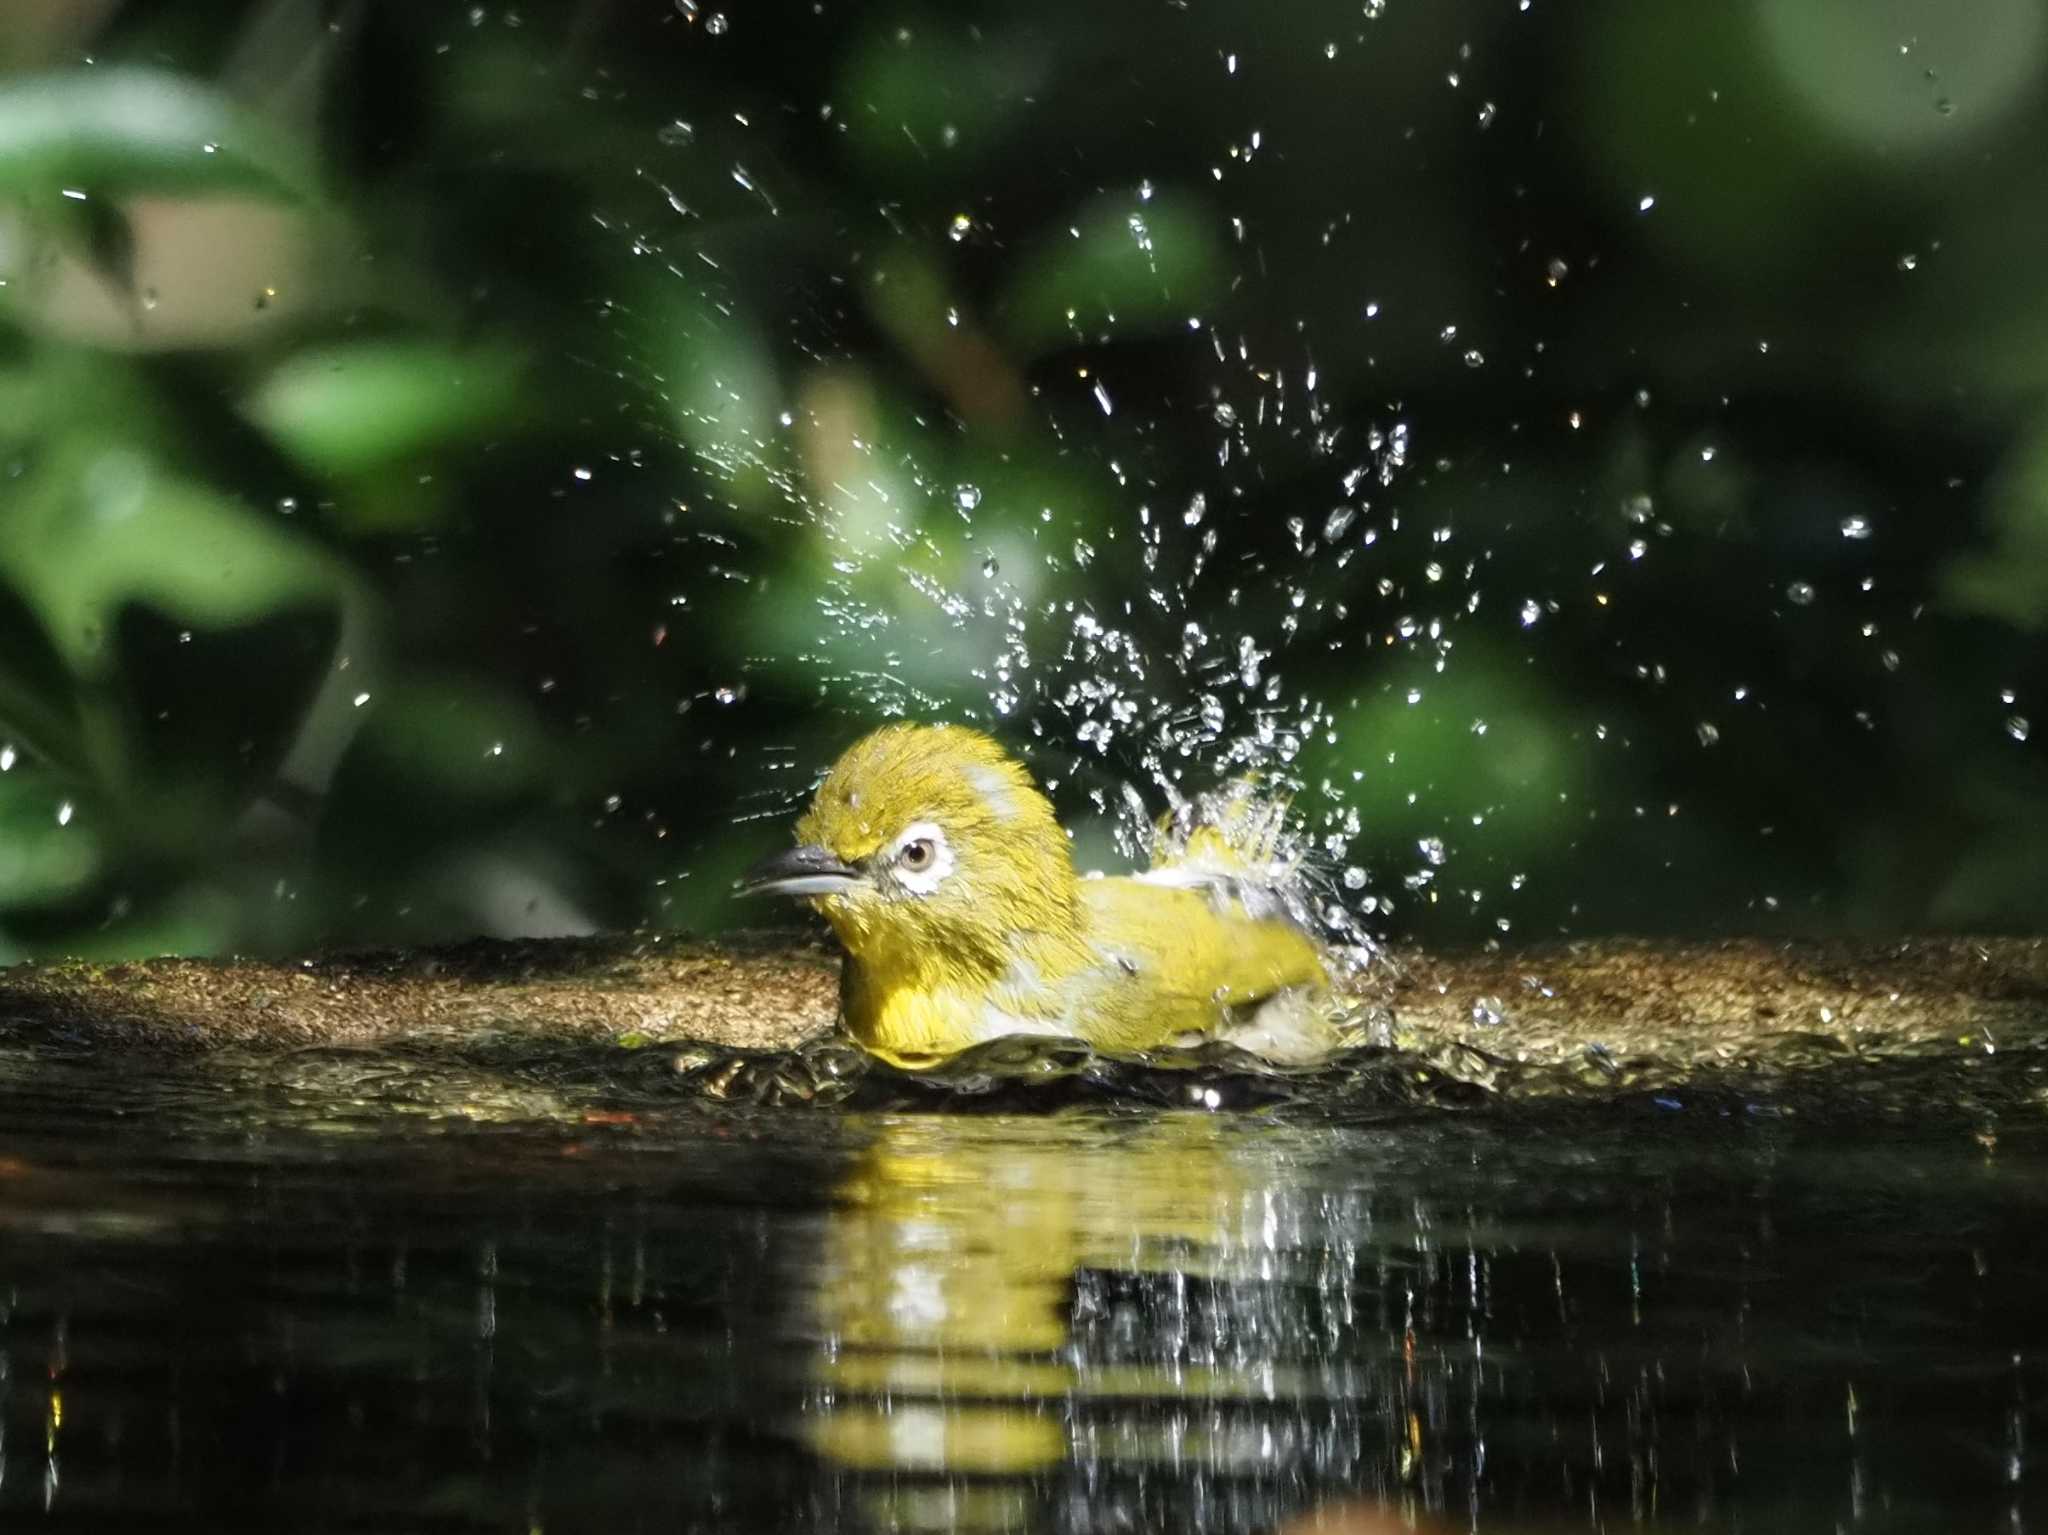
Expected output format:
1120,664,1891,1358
888,821,953,896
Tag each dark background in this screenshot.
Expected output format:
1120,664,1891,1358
1,0,2044,960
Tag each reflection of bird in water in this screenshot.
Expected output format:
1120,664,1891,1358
744,724,1346,1067
1274,1501,1460,1535
793,1115,1418,1532
799,1117,1234,1479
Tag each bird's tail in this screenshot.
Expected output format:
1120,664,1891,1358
1137,777,1304,924
1139,776,1381,984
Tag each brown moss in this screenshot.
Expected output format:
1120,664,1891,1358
0,930,839,1052
2,930,2043,1076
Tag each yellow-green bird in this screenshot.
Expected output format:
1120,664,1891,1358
743,723,1335,1067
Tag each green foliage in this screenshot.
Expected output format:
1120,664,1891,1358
247,342,524,482
1,432,353,678
0,67,316,201
997,192,1227,355
0,768,103,909
0,0,2041,960
1940,415,2048,633
1309,644,1581,867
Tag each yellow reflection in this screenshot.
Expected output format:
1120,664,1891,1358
799,1113,1260,1497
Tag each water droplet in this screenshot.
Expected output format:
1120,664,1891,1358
1342,866,1368,890
1697,721,1720,746
713,685,741,705
1462,348,1485,368
1839,515,1871,540
1092,379,1113,415
949,213,973,241
1519,599,1541,627
954,484,981,514
1785,581,1816,606
0,744,13,771
1637,193,1656,212
1237,635,1265,688
981,554,1000,579
1897,252,1919,273
1418,836,1446,866
2009,715,2032,743
1476,100,1496,129
657,119,696,147
703,11,729,34
1323,506,1355,541
1544,257,1569,287
56,801,73,827
1471,996,1505,1028
1183,493,1207,527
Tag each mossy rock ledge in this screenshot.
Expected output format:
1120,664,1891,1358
2,932,2045,1083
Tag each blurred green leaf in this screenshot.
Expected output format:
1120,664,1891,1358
997,191,1226,357
1929,777,2048,928
348,675,556,802
244,341,523,478
0,770,103,910
839,22,1047,181
1573,7,1849,292
0,67,317,202
1756,0,2042,156
0,441,356,681
40,882,242,961
1303,643,1582,865
1939,415,2048,631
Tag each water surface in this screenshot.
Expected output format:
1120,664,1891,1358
2,1040,2041,1532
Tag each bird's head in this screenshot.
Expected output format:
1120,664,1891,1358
743,724,1079,970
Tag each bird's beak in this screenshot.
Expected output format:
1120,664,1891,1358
739,844,864,898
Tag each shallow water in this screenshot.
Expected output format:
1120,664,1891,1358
2,1039,2042,1532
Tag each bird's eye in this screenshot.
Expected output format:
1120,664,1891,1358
899,838,934,870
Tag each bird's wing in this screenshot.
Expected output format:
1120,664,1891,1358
1068,877,1328,1049
1140,777,1305,922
